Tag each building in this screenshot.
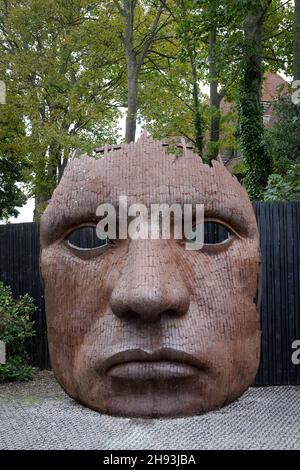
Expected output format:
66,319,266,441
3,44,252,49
221,72,289,174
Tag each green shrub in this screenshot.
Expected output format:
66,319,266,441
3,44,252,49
0,282,36,382
0,356,35,381
264,164,300,202
263,95,300,175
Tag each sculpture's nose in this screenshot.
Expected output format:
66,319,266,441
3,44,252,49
109,240,190,322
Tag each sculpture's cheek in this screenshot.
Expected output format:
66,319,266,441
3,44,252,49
40,243,120,397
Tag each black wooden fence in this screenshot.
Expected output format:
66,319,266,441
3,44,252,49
0,202,300,385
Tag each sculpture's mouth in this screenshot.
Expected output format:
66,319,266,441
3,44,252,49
102,348,209,380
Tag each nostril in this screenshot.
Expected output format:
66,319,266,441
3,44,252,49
115,310,143,322
164,309,181,318
110,304,187,323
111,305,163,323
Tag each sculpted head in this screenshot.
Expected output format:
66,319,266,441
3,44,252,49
40,137,261,417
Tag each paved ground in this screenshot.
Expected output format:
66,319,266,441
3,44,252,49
0,371,300,450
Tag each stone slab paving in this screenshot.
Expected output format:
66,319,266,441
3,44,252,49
0,372,299,450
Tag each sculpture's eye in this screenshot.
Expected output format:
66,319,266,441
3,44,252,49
65,225,109,258
203,221,232,245
185,220,233,252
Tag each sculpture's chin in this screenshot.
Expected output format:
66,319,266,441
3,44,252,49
69,369,234,418
77,394,217,418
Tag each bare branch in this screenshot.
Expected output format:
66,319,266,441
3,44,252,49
159,0,177,20
263,25,293,41
148,49,176,60
138,4,165,66
258,0,273,23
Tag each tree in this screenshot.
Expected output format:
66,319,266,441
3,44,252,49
174,0,205,155
294,0,300,80
264,164,300,201
136,0,208,154
117,0,295,166
111,0,296,167
0,0,123,217
113,0,172,142
1,0,298,216
263,94,300,174
208,29,222,160
204,0,293,163
206,1,240,161
138,57,206,146
238,0,272,200
0,94,27,220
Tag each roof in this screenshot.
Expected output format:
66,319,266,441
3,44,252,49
262,72,288,102
220,72,289,116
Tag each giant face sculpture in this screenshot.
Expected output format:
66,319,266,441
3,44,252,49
40,137,261,417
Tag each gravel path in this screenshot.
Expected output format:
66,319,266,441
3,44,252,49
0,371,300,450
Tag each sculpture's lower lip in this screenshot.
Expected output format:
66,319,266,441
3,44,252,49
107,360,200,380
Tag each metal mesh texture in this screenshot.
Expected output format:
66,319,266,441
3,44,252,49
1,383,300,450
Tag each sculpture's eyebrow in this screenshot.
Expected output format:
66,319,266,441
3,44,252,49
40,183,257,249
167,186,257,239
40,187,110,247
201,202,256,238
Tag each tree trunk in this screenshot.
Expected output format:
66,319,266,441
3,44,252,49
294,0,300,81
58,154,68,183
33,169,55,221
244,11,264,102
189,48,203,156
239,1,272,200
34,145,59,220
125,62,138,143
116,0,165,143
33,194,50,222
209,29,221,162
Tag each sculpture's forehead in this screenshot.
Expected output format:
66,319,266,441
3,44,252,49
57,142,247,203
41,139,257,246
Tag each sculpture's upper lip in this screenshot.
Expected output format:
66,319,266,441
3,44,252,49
102,348,209,373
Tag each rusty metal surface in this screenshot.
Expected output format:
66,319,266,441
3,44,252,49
40,136,261,417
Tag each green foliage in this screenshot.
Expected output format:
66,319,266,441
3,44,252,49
140,0,293,165
0,0,123,205
0,0,297,213
264,164,300,202
237,0,273,201
232,160,246,176
0,282,36,382
139,65,210,144
263,0,294,76
262,95,300,203
0,356,35,382
0,94,28,221
263,95,300,174
239,74,272,200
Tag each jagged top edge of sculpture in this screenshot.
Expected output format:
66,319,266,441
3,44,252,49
93,134,193,156
69,134,241,185
41,134,257,248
